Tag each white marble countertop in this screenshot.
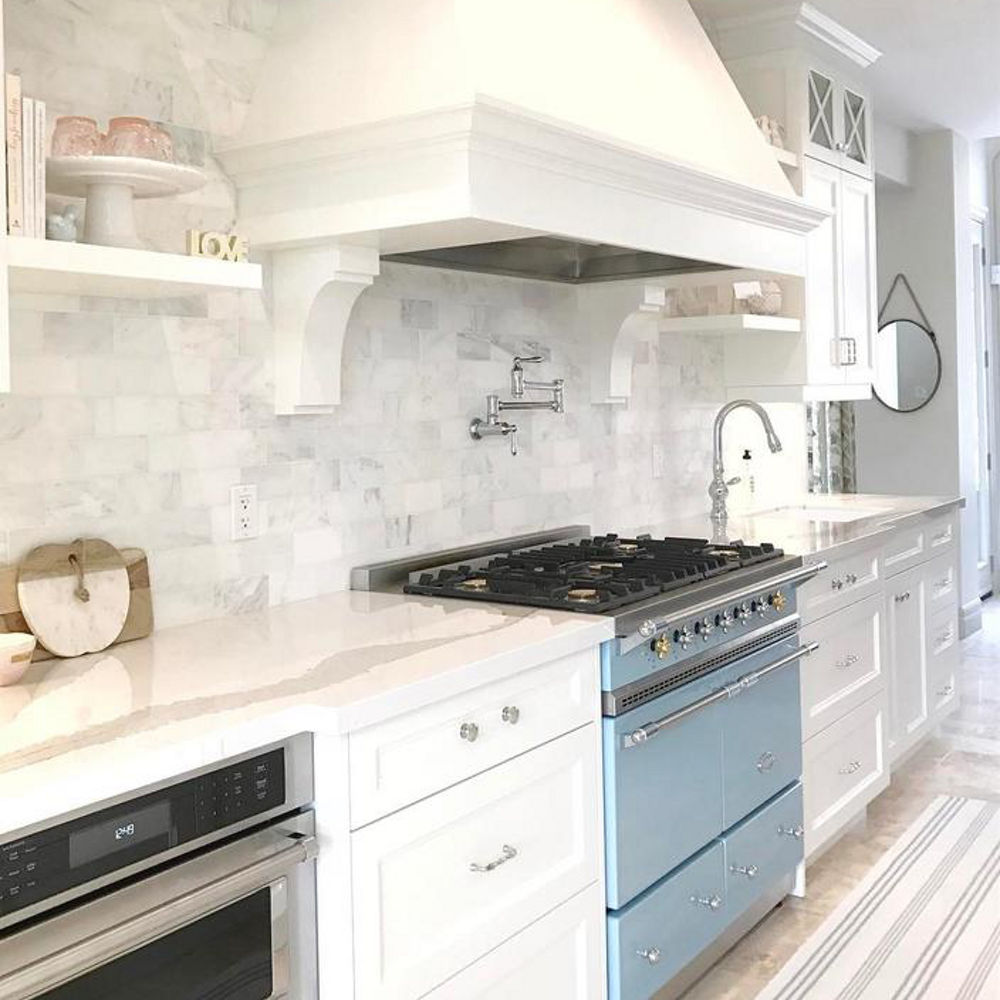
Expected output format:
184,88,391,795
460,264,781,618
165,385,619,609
0,591,612,838
630,493,964,559
0,492,961,840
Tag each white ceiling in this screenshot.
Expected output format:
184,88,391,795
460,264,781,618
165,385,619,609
790,1,1000,139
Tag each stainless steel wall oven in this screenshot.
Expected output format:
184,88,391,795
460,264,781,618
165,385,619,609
0,733,317,1000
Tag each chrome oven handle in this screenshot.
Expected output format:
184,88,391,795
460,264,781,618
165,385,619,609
623,643,819,748
0,833,317,999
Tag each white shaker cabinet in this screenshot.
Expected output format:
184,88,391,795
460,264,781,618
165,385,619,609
802,158,876,397
335,646,607,1000
886,565,929,757
797,505,961,857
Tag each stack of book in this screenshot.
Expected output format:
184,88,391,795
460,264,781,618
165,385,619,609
5,73,46,238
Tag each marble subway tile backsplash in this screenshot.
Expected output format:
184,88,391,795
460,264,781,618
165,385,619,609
1,265,805,627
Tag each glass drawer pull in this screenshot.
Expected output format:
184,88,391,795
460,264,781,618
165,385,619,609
501,705,520,725
839,760,862,775
835,653,860,669
729,863,759,879
756,751,777,772
778,824,805,839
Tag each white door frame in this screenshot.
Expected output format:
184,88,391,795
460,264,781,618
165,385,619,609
972,207,999,596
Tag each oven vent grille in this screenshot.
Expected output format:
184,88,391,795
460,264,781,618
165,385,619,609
608,620,800,716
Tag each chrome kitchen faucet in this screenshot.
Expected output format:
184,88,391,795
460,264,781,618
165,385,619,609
469,356,564,455
709,399,782,527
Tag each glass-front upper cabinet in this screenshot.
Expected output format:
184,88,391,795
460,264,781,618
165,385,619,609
723,51,874,180
803,64,872,178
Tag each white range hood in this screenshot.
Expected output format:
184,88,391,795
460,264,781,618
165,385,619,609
219,0,827,414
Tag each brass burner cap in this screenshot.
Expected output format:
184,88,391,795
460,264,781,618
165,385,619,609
567,588,600,602
460,578,489,590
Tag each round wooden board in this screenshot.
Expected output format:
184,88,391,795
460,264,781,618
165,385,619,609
17,539,130,658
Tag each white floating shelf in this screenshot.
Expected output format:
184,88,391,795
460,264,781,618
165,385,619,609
660,314,801,335
772,147,800,169
6,237,262,298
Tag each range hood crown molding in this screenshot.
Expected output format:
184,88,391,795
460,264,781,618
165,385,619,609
220,98,829,258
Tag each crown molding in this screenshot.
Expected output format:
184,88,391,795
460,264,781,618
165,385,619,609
708,2,881,68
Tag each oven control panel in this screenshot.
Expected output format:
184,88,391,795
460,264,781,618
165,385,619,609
195,750,284,834
0,747,286,922
603,587,801,693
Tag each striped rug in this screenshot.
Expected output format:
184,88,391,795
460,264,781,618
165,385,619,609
756,796,1000,1000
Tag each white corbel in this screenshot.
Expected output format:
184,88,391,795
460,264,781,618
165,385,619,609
578,282,667,404
270,243,380,414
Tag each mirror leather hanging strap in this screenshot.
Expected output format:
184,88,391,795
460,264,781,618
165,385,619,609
878,272,936,338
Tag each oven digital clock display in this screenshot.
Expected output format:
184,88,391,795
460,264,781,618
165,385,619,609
69,800,173,868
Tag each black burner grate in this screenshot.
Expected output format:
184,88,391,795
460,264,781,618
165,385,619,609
404,534,784,613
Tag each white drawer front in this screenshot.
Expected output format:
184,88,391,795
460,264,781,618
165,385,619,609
800,592,885,740
884,511,957,578
928,606,960,718
800,547,880,623
804,692,888,858
351,726,601,1000
424,884,605,1000
925,553,958,616
349,648,597,827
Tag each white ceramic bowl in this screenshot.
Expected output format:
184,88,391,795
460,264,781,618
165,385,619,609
0,633,37,686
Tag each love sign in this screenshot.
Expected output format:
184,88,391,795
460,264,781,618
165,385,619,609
187,229,249,262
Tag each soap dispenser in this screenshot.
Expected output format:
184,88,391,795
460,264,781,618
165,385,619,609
740,448,755,511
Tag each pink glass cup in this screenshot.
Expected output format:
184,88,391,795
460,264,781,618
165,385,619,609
51,116,101,157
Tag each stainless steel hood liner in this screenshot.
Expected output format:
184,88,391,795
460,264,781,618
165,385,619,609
382,237,731,284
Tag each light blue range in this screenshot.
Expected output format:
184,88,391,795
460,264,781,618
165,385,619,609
600,558,822,1000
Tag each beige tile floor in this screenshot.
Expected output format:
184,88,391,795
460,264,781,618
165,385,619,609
678,600,1000,1000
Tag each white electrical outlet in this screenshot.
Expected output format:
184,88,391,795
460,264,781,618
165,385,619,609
230,484,259,541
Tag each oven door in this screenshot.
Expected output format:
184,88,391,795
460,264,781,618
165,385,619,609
0,812,317,1000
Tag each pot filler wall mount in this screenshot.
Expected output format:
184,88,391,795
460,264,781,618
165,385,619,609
469,355,565,456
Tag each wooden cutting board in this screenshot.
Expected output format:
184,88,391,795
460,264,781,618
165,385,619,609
18,540,131,657
0,546,153,660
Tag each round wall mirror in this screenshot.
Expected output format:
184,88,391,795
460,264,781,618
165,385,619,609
872,319,942,412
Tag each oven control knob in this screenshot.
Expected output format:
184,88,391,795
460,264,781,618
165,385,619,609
737,601,751,624
757,596,769,617
719,610,734,633
678,625,694,648
639,619,657,638
771,591,787,612
700,616,715,639
652,634,672,659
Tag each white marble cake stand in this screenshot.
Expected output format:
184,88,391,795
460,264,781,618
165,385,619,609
46,155,207,249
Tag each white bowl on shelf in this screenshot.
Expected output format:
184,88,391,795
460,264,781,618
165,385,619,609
0,632,37,686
